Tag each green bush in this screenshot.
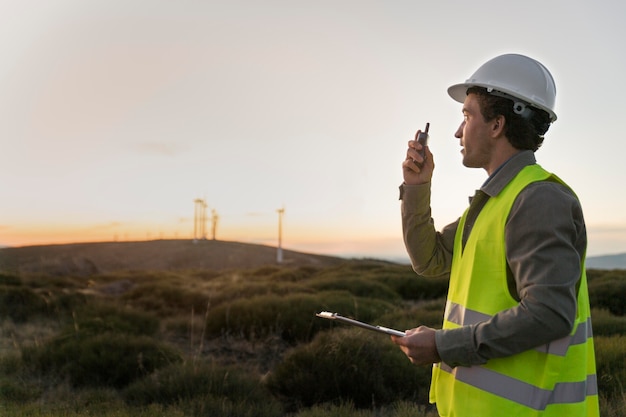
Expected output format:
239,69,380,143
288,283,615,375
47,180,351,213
265,328,431,411
594,335,626,400
247,265,285,278
0,354,41,404
175,398,282,417
0,277,90,322
204,292,316,342
290,402,373,417
122,282,211,316
591,309,626,336
203,291,399,343
313,262,406,284
379,300,446,331
0,379,38,404
210,280,313,307
22,274,85,291
588,275,626,316
123,361,282,417
244,265,320,282
378,274,449,301
0,285,49,322
318,260,395,273
0,273,21,286
290,401,437,417
307,277,401,303
22,332,181,388
72,304,160,337
586,269,626,282
316,262,448,301
49,291,89,316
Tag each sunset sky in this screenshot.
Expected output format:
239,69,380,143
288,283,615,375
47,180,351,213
2,0,625,260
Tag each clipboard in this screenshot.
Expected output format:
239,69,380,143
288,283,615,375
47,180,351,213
315,311,406,337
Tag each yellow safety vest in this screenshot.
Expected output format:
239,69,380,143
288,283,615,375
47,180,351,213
430,164,599,417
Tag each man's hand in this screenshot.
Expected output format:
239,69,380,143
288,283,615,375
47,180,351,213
402,130,435,185
391,326,441,366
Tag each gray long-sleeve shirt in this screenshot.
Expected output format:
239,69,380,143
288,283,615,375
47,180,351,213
400,150,587,368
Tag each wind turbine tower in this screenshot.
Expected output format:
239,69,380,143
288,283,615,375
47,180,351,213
193,198,208,242
211,209,219,240
277,206,285,263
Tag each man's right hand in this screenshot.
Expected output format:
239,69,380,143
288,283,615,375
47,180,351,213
402,133,434,185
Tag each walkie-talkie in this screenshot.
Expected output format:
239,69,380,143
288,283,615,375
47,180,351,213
414,122,430,167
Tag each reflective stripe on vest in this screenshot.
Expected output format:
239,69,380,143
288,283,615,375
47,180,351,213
445,300,593,357
437,362,598,410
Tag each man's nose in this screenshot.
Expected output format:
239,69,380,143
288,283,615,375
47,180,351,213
454,122,465,139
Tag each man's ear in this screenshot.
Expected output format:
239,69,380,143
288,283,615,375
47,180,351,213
492,115,506,137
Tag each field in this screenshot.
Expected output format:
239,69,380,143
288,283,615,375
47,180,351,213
1,240,625,416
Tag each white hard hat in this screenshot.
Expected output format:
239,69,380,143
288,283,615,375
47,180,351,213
448,54,557,122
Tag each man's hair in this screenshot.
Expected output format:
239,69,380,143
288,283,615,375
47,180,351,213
467,87,552,151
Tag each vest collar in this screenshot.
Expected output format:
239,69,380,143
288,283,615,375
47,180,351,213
479,150,536,198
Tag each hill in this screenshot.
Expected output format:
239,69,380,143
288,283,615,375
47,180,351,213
586,252,626,270
0,239,349,276
1,240,623,276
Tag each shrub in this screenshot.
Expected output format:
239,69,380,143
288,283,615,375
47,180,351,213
0,286,49,322
22,332,181,389
188,269,222,281
587,269,626,282
123,361,282,417
379,300,446,331
203,291,399,343
176,397,283,417
21,274,85,291
588,276,626,316
0,354,41,404
210,280,313,307
599,395,626,417
594,335,626,400
0,278,90,322
206,292,318,342
289,401,437,417
591,309,626,337
315,262,448,302
312,262,404,285
0,273,21,286
244,265,319,282
72,304,160,337
265,328,431,411
307,277,401,303
247,265,284,277
290,401,372,417
0,378,38,404
379,274,449,301
122,282,211,316
319,260,395,273
49,291,89,316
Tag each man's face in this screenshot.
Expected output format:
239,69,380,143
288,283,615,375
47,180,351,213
455,93,494,169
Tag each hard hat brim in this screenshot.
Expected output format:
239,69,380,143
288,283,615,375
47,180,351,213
447,83,471,104
447,82,557,122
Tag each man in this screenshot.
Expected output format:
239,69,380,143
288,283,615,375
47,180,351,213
391,54,599,416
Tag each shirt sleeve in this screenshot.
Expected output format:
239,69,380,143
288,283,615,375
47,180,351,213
400,182,457,277
435,181,585,367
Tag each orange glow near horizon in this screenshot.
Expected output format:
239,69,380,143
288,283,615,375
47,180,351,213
0,222,407,259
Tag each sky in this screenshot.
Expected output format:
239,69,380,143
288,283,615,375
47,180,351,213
1,0,625,261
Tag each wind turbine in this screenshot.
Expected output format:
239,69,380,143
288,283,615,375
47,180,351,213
277,206,285,263
193,198,208,242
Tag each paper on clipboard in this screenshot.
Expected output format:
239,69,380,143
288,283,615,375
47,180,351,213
315,311,406,337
